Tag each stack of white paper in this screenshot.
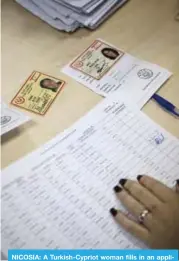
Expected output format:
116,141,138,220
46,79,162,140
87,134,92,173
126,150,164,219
15,0,128,32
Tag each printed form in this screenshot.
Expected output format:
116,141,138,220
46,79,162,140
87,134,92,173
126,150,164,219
2,94,179,255
1,101,30,136
62,39,172,108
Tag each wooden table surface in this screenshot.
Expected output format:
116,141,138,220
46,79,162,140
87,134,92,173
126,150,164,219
1,0,179,169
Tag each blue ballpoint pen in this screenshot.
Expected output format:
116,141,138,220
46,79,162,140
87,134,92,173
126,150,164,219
152,94,179,117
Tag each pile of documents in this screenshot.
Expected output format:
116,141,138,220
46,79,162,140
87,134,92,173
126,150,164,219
15,0,128,32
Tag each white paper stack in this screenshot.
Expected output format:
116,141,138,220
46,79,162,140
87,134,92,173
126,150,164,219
15,0,128,32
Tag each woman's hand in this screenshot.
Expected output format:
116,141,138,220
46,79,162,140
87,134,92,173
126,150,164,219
110,176,179,249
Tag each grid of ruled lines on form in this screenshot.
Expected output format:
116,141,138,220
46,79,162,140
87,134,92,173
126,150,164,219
2,102,179,254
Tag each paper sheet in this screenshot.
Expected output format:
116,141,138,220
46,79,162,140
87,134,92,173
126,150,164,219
0,101,30,136
2,93,179,255
89,0,128,29
44,0,127,28
62,39,172,109
33,0,79,27
16,0,79,32
56,0,106,14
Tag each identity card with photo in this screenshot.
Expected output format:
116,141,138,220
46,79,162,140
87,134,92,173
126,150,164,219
70,39,124,80
11,71,65,115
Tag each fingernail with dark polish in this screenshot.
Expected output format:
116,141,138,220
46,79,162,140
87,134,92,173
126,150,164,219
110,208,118,217
119,178,127,187
176,179,179,186
113,185,122,193
137,175,143,181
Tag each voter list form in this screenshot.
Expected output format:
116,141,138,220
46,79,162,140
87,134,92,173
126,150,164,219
2,95,179,255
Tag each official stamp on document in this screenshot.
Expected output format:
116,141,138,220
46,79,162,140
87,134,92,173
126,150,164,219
1,116,11,125
137,69,154,79
70,39,124,80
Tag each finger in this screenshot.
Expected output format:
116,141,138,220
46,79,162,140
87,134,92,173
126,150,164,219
110,207,149,243
136,175,175,202
113,185,153,230
119,179,162,214
176,180,179,193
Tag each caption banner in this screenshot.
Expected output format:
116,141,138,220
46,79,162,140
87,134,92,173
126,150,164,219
8,250,179,261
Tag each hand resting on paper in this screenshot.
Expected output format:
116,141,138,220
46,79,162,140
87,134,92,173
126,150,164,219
110,176,179,249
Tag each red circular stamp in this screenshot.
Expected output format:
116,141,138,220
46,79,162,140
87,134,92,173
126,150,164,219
74,61,83,68
14,97,25,104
